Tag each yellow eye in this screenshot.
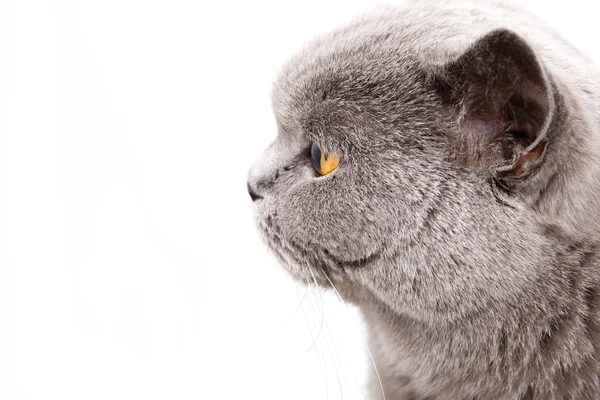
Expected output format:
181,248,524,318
311,143,340,175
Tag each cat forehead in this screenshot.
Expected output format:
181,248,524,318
269,0,564,132
270,39,437,144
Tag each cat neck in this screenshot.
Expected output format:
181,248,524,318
357,240,600,398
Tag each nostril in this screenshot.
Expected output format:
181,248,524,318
247,182,263,202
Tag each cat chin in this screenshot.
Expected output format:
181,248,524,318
286,266,366,304
288,269,331,288
254,213,331,286
252,200,380,303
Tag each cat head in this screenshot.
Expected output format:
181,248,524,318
248,26,561,324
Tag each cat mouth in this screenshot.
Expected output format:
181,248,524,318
258,214,331,286
321,247,382,269
258,213,381,287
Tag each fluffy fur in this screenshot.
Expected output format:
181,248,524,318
248,1,600,398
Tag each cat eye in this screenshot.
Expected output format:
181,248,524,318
310,143,340,175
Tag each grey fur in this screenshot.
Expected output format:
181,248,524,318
248,1,600,398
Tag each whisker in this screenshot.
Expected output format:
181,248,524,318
323,299,367,399
308,268,345,398
284,284,309,324
267,243,330,398
363,336,386,400
321,296,348,399
300,286,330,399
319,267,347,308
318,265,386,400
306,269,325,352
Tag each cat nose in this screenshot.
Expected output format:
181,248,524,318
247,182,263,202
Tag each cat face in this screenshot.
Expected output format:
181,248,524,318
249,65,445,283
249,27,555,323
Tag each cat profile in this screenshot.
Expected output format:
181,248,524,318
248,0,600,398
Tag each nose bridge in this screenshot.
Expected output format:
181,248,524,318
247,139,296,191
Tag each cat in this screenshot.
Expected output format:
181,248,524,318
247,0,600,398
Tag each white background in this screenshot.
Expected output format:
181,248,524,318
0,1,598,399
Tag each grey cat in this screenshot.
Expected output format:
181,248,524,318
247,0,600,398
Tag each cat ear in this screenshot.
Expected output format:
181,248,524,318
435,29,555,185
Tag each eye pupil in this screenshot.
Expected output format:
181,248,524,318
311,143,322,172
310,142,340,176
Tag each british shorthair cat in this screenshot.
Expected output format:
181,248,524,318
248,1,600,398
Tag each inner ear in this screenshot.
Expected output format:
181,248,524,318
496,93,549,180
435,29,554,183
